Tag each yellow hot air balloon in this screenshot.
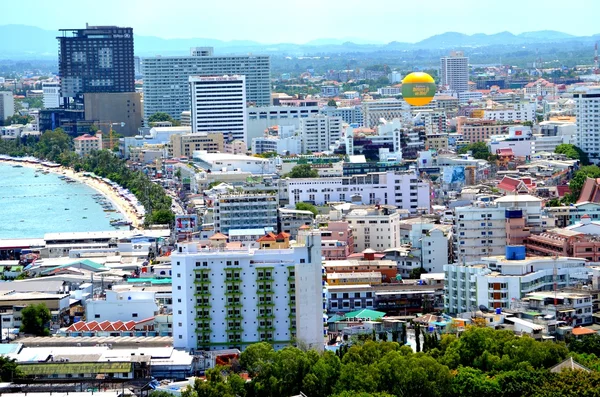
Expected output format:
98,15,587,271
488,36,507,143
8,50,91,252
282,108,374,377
401,72,436,106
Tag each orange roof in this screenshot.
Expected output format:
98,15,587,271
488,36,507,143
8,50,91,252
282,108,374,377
276,232,290,239
572,327,596,336
209,232,228,240
257,232,277,242
299,224,311,230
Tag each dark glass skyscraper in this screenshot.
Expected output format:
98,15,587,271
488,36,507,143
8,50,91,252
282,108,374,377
58,25,134,106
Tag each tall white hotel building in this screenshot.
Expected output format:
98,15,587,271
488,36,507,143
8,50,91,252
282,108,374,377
189,75,248,144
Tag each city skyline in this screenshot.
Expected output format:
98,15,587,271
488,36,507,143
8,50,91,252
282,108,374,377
3,0,600,44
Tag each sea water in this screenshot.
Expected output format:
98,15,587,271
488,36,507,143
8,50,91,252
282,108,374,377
0,164,128,239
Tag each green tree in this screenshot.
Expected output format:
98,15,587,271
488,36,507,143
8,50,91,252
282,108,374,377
286,164,319,178
148,112,175,125
0,357,21,381
458,141,494,161
36,128,71,162
555,143,590,165
449,367,501,397
295,202,318,216
151,209,175,225
327,99,337,107
409,267,427,279
20,303,51,336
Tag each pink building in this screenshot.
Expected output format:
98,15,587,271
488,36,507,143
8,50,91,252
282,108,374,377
320,221,354,260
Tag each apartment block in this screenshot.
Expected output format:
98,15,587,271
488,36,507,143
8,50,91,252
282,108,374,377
454,204,507,263
345,205,401,252
440,51,469,94
171,230,324,351
574,87,600,162
300,114,343,153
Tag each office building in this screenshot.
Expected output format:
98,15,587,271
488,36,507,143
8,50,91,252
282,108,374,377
300,114,343,153
214,193,278,234
171,230,324,351
83,92,142,136
575,87,600,163
189,75,247,143
322,105,364,126
58,25,135,104
440,51,469,93
0,91,14,121
42,82,61,108
247,105,320,144
141,48,270,124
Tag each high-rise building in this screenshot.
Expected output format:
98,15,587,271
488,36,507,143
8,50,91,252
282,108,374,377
575,87,600,162
300,114,342,153
440,51,469,94
83,92,142,136
57,25,135,105
141,48,270,124
0,92,15,121
171,230,324,351
189,75,247,143
42,82,61,109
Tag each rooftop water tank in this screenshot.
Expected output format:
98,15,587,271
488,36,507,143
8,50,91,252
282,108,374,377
505,245,526,260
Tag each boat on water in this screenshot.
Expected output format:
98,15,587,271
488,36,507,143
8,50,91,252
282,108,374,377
12,165,23,168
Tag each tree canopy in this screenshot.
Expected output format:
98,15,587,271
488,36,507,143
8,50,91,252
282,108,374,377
555,143,590,165
457,142,496,161
178,327,590,397
296,202,318,215
286,164,319,178
148,112,178,126
20,303,51,336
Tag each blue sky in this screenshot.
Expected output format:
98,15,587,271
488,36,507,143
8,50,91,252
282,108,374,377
4,0,599,43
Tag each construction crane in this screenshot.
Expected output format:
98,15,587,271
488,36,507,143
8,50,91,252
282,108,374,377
59,120,125,150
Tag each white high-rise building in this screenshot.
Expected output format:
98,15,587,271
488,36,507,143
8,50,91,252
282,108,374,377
141,48,270,125
575,87,600,162
345,205,401,252
300,114,342,153
42,82,61,109
171,230,324,351
454,203,507,263
189,75,248,143
0,91,15,121
440,51,469,94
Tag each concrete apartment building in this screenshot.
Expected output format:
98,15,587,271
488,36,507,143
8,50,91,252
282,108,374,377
277,208,314,238
286,170,431,214
300,114,343,153
444,251,588,314
321,105,364,126
83,92,142,136
171,230,324,351
482,102,536,123
189,75,247,143
574,87,600,163
456,117,510,143
345,205,401,252
141,47,270,124
319,221,354,260
85,290,158,322
214,193,278,234
169,132,224,158
454,203,507,263
0,91,14,121
440,51,469,93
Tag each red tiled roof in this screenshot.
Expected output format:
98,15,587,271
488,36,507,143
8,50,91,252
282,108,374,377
65,318,151,332
496,148,514,156
209,232,228,240
497,176,526,192
573,327,596,336
577,178,600,204
257,232,277,242
556,185,571,197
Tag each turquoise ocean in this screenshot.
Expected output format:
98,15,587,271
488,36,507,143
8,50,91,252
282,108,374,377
0,164,128,239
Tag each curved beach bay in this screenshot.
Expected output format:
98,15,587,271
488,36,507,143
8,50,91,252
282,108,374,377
0,163,129,239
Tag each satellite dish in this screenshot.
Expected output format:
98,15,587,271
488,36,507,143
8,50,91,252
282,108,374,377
479,305,489,313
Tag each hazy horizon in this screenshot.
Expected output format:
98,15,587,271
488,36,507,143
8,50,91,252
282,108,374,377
4,0,600,44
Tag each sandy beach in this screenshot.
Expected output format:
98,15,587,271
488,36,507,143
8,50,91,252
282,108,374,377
0,158,144,229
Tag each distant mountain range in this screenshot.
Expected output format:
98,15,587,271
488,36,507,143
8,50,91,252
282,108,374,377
0,24,598,59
